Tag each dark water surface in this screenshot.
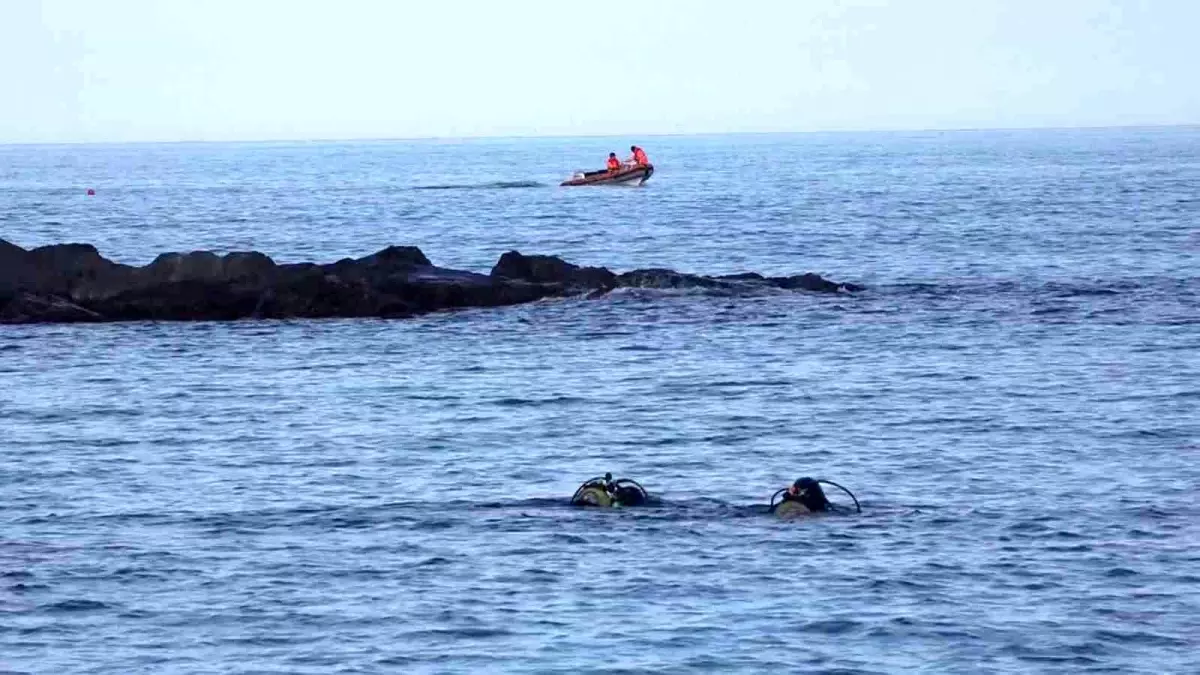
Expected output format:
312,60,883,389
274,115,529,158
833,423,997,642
2,130,1198,673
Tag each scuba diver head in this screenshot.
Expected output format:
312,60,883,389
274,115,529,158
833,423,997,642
603,471,647,506
611,482,646,506
787,477,830,512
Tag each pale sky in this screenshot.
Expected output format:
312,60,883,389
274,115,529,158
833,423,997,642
2,0,1197,143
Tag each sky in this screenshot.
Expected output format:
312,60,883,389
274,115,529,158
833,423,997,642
1,0,1198,143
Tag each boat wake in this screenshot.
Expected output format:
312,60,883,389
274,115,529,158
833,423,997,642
412,181,546,191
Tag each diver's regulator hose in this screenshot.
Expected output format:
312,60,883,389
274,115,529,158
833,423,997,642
817,479,861,513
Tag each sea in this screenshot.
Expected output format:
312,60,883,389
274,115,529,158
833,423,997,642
1,129,1198,674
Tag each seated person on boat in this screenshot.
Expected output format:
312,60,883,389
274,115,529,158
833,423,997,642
628,145,650,167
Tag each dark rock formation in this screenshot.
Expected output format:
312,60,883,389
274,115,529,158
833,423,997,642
492,251,865,294
771,272,866,293
617,268,729,290
0,241,863,324
614,268,866,293
490,251,616,290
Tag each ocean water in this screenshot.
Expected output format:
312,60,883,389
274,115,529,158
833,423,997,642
1,129,1198,673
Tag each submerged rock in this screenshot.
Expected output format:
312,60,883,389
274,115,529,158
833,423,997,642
617,267,864,293
616,268,729,290
0,240,863,324
769,272,866,294
1,292,102,324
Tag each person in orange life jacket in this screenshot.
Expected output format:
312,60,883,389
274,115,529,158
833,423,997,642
629,145,649,166
606,153,621,171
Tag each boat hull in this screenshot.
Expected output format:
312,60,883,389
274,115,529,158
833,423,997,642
561,164,653,187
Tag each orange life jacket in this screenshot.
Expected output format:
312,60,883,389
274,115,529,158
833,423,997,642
607,156,621,170
633,147,649,165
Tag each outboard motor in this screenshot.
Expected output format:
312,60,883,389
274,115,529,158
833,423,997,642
571,473,650,507
769,476,860,517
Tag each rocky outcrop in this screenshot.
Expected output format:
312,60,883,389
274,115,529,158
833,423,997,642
490,251,617,290
490,252,865,294
0,241,863,324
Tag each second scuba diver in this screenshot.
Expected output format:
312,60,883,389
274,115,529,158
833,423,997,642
769,476,860,516
772,477,831,515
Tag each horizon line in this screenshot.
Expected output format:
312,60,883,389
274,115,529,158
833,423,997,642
1,122,1197,148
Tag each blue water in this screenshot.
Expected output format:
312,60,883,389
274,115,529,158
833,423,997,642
2,129,1198,673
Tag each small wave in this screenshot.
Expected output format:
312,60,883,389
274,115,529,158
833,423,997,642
798,618,862,635
489,395,588,407
401,626,515,640
1091,629,1190,647
1031,305,1073,316
1105,567,1139,578
1052,287,1120,298
412,181,545,191
42,598,109,612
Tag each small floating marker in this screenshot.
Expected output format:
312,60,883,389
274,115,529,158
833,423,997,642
86,188,95,196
